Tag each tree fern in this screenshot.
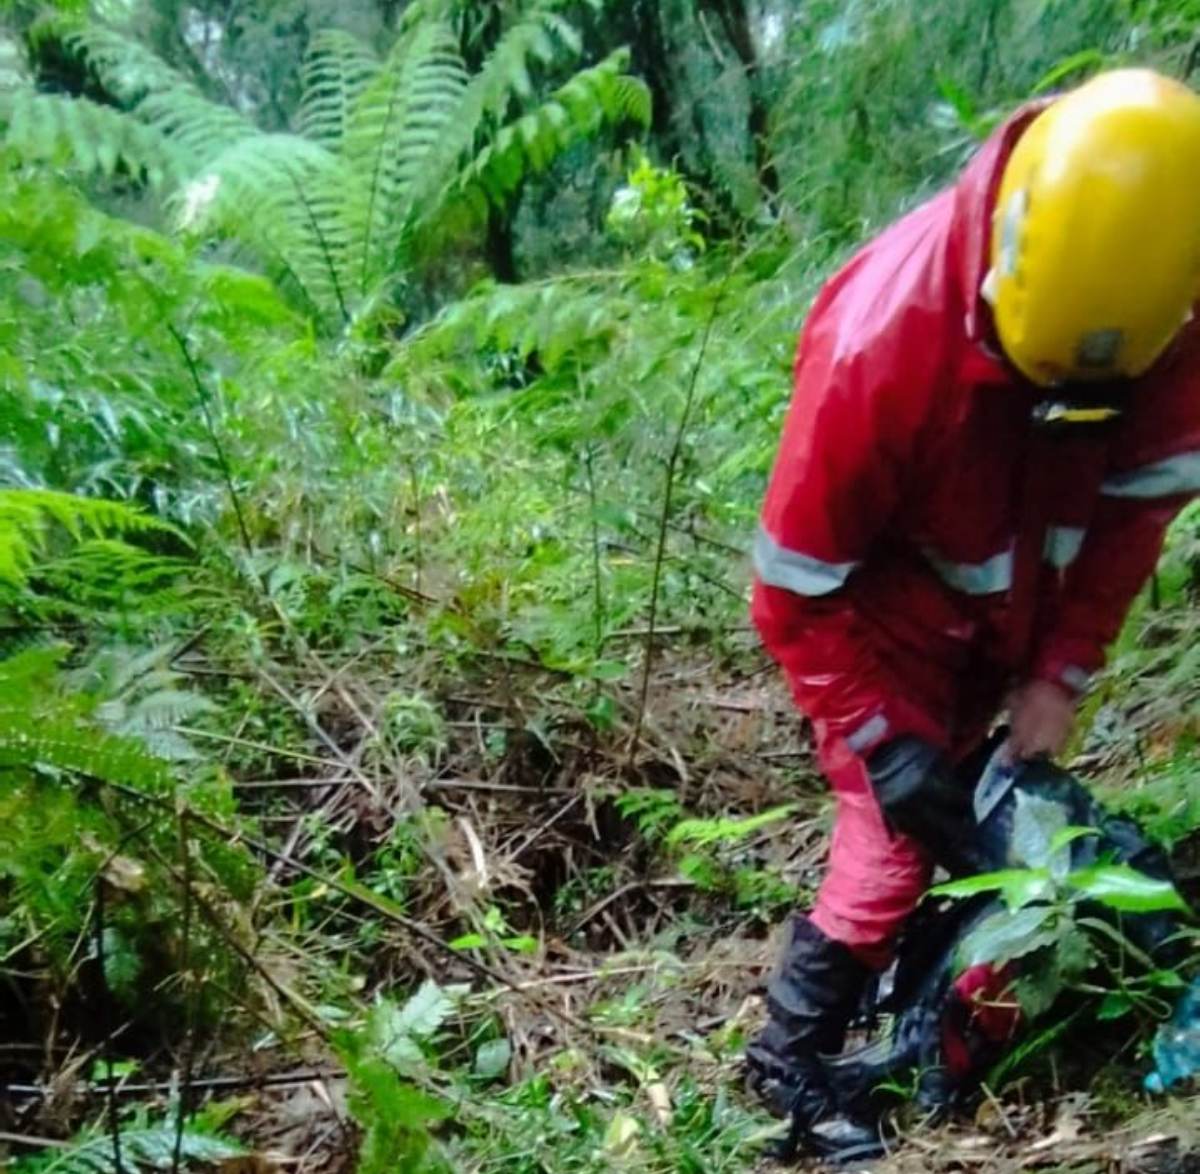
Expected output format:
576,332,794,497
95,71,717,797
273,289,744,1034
12,1112,244,1174
62,23,194,106
17,9,651,328
0,89,178,186
135,86,257,171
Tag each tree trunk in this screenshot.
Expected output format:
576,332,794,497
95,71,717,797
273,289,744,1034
486,202,519,283
701,0,781,203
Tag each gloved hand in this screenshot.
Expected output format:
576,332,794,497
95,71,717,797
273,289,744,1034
866,736,988,877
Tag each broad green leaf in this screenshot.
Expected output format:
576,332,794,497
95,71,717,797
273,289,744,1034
931,870,1022,898
1049,826,1098,882
585,693,617,730
503,934,539,954
960,904,1057,968
931,868,1052,909
1015,944,1071,1018
1097,991,1134,1021
1144,969,1188,991
1067,864,1189,914
1055,926,1094,980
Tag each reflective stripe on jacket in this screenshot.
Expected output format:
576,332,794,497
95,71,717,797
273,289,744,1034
753,103,1200,755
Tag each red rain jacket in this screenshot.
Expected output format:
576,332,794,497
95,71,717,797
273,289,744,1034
753,104,1200,758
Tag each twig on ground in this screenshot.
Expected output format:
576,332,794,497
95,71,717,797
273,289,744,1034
567,879,695,937
500,793,585,866
252,662,380,800
3,1070,347,1100
425,778,574,796
175,726,333,768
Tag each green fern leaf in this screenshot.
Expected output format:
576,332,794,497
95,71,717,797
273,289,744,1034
135,86,256,170
299,29,381,146
63,24,191,106
175,133,352,322
450,49,651,212
405,6,586,216
0,90,179,186
67,24,256,170
0,709,174,791
61,23,250,174
0,489,183,590
31,539,188,617
341,20,468,291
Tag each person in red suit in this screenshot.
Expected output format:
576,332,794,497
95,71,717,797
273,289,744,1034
747,69,1200,1162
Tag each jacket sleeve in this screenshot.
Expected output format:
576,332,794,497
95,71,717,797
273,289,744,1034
752,291,946,754
1034,348,1200,693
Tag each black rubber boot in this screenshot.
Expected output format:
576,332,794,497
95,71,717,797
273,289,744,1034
746,917,885,1165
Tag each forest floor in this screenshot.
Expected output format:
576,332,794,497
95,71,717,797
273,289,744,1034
7,631,1200,1172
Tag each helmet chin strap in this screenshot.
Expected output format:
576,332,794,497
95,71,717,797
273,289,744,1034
1031,399,1123,429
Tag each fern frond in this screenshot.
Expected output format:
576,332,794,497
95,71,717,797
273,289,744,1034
63,23,191,106
394,274,628,381
135,86,257,170
0,640,176,787
30,539,189,619
67,25,258,169
81,647,215,763
405,5,586,214
341,20,468,291
467,7,582,109
299,29,381,146
0,489,183,589
0,708,173,790
181,133,353,324
1,90,179,186
25,1113,244,1174
451,48,650,211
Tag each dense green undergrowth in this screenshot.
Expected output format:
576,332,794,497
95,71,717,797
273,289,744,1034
4,0,1200,1170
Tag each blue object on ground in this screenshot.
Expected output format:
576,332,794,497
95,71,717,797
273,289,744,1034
1145,977,1200,1093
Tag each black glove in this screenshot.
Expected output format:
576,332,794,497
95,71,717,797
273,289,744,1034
865,736,988,877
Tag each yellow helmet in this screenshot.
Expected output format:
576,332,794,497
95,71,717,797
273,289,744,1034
988,69,1200,385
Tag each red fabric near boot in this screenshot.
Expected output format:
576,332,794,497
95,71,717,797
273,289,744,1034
942,963,1023,1078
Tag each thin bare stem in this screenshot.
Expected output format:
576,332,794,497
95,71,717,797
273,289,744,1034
167,324,254,558
93,878,125,1174
583,441,605,654
170,812,195,1174
628,280,729,756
